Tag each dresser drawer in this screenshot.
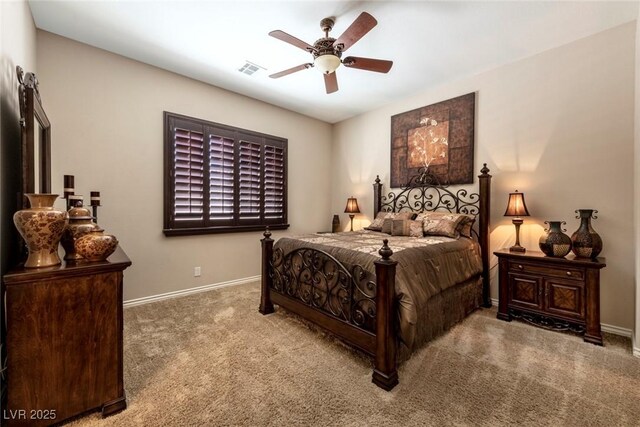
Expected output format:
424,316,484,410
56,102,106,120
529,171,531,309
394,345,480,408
508,260,584,281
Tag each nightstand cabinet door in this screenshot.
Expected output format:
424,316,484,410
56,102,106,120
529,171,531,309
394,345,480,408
508,274,543,310
544,279,585,320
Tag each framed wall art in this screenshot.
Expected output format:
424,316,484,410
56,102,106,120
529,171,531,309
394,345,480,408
390,92,475,187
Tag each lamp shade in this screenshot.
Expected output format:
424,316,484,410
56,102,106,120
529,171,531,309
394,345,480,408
503,190,530,217
314,54,341,74
344,197,360,214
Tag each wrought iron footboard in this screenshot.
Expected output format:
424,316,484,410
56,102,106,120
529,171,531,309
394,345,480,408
270,247,377,333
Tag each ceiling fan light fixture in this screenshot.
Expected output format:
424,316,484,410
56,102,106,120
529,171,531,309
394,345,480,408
314,54,341,74
269,12,390,93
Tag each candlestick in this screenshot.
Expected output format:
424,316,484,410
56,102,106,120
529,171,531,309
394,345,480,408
68,194,83,208
90,191,101,222
63,175,75,209
90,191,101,206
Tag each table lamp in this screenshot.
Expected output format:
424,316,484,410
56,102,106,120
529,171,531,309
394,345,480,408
504,190,530,252
344,197,360,232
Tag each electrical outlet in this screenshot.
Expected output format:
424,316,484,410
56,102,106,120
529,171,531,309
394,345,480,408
194,266,201,277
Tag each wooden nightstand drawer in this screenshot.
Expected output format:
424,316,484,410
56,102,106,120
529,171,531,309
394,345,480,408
508,260,584,281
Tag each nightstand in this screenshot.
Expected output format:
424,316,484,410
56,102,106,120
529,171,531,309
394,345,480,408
494,249,606,345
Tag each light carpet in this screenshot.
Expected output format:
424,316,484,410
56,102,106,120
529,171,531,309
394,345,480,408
69,281,640,426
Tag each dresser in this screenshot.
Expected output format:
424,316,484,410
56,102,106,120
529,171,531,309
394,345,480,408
2,247,131,426
494,249,606,345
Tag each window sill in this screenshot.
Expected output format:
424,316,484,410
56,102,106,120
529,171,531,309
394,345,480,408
163,224,290,237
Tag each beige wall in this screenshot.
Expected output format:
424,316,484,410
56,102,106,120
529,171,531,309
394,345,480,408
0,0,36,273
0,0,36,399
634,12,640,354
331,23,636,329
37,31,333,301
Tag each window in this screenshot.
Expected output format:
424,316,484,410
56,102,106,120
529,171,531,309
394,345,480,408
164,112,288,236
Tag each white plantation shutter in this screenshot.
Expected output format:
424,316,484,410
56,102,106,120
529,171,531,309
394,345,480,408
263,144,285,221
209,134,235,221
164,112,287,235
238,140,262,220
173,127,204,221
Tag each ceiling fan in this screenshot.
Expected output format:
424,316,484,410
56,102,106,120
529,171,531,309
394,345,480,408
268,12,393,94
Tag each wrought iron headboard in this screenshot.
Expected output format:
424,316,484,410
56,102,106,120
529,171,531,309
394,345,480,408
373,163,492,307
376,168,481,213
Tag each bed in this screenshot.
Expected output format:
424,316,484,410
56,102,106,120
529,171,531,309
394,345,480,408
259,165,492,390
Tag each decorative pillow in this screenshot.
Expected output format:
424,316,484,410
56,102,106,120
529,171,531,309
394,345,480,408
391,219,423,237
393,211,415,221
368,211,414,231
458,215,475,238
367,211,393,231
381,218,394,234
416,212,467,238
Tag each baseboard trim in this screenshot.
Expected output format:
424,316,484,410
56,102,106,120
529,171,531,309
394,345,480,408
489,298,633,338
633,335,639,358
600,324,633,338
123,275,260,308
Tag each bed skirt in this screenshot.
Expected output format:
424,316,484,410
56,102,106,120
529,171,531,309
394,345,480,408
398,275,483,361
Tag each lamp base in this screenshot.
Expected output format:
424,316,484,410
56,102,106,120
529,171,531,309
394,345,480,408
510,218,525,253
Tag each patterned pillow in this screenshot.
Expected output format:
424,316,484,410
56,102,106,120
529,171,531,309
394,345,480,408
381,218,394,234
391,219,424,237
367,211,414,231
416,212,467,238
367,211,393,231
458,215,475,238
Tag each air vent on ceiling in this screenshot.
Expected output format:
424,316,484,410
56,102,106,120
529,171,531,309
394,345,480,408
239,61,265,76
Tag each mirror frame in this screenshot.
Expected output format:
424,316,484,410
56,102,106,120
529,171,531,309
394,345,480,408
17,66,51,209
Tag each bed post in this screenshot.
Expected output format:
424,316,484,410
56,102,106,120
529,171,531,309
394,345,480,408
372,239,399,390
478,164,492,308
373,175,382,217
259,227,275,315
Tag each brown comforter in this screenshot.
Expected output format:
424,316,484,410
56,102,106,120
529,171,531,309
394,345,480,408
274,230,483,350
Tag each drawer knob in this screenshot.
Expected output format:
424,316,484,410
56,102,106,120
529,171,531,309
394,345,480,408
518,264,523,270
566,271,572,276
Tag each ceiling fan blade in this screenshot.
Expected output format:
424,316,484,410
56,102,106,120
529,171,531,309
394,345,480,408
269,30,314,53
324,72,338,94
269,63,313,79
333,12,377,52
342,56,393,73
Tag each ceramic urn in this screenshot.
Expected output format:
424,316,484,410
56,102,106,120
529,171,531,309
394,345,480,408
75,228,118,262
60,205,100,261
13,193,68,268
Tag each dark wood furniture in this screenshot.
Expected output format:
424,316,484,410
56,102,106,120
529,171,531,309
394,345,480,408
2,247,131,426
494,248,606,345
260,165,492,390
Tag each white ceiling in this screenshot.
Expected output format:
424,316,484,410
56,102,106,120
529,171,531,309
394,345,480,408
29,1,639,124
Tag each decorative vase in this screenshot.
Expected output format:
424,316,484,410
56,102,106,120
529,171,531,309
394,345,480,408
571,209,603,259
332,214,340,233
75,228,118,262
60,205,100,261
13,193,68,268
538,221,572,257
